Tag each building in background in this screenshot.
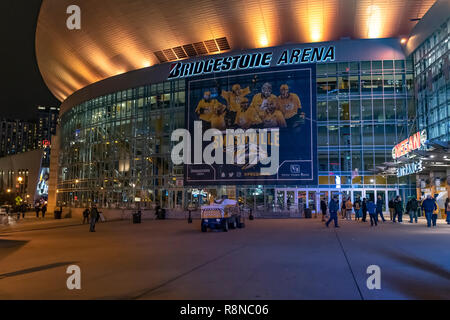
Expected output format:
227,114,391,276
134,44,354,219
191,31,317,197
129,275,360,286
0,119,38,157
33,0,449,215
405,2,449,213
0,149,45,203
37,105,60,148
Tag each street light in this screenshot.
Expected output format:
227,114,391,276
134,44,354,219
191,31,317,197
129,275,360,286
17,177,23,183
6,189,11,193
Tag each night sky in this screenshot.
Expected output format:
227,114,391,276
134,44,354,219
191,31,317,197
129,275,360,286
0,0,59,121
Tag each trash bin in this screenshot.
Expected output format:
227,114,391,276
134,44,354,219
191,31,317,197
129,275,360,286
304,208,312,219
54,210,62,220
133,211,141,224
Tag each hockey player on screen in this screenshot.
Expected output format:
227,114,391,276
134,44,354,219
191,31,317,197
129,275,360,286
195,91,221,129
262,97,286,128
277,84,305,127
209,104,227,131
221,84,251,112
250,82,277,118
234,98,262,129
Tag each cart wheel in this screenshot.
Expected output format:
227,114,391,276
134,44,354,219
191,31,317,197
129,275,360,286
201,224,207,232
223,221,229,232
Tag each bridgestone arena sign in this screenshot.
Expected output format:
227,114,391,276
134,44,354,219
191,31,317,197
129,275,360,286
168,46,335,79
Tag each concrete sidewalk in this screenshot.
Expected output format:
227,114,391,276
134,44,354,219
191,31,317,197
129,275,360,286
0,213,84,234
0,218,449,300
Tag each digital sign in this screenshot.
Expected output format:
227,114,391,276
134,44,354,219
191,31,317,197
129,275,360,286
392,130,427,159
182,65,317,185
397,160,423,177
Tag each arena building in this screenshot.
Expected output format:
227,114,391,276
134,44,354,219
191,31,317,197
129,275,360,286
35,0,449,216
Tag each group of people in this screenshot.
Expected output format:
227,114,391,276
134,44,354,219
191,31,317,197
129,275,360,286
82,205,101,232
195,82,305,131
34,201,48,219
321,194,448,228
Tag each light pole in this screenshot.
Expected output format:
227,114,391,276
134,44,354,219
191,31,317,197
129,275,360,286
17,177,24,204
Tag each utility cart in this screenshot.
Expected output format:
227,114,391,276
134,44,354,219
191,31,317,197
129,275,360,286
200,199,244,232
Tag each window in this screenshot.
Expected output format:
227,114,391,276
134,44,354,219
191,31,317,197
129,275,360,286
350,100,361,121
373,100,384,122
328,101,338,121
362,100,372,120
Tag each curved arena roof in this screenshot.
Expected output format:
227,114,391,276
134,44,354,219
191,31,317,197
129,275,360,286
36,0,437,102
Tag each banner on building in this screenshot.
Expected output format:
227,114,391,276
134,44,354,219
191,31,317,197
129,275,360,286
184,65,317,185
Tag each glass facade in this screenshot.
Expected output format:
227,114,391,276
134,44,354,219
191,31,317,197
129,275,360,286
414,17,450,142
57,58,416,210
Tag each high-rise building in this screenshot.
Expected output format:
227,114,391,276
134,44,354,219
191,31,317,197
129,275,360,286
37,105,60,147
0,119,38,157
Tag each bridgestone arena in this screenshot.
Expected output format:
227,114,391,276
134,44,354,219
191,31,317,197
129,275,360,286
36,0,450,219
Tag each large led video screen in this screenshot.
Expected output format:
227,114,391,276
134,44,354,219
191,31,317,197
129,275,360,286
184,65,317,185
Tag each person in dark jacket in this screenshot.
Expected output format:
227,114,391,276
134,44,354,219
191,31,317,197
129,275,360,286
421,195,437,228
376,195,385,222
361,198,368,222
393,196,403,223
20,203,27,219
407,197,419,223
445,198,450,225
367,200,377,226
326,196,339,228
89,205,99,232
320,198,327,222
41,203,47,218
83,208,90,224
34,201,41,218
388,198,395,221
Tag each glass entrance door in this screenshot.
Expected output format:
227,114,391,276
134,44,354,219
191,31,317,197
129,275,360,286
365,190,375,202
308,191,317,213
286,190,295,211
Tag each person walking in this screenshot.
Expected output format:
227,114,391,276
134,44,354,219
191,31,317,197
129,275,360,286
320,198,327,222
83,207,90,224
422,195,437,228
367,200,377,227
41,203,47,219
345,197,353,220
393,196,403,223
326,196,339,228
432,196,440,227
20,203,27,219
341,198,346,219
376,195,385,222
89,205,99,232
388,197,395,221
353,197,362,221
34,201,40,218
445,198,450,225
361,198,368,222
407,196,419,223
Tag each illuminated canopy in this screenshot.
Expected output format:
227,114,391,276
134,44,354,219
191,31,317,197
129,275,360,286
36,0,436,101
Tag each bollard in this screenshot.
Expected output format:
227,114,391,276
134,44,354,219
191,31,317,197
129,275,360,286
188,210,193,224
249,208,254,220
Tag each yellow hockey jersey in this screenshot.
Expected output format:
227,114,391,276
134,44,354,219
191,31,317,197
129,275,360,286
221,87,250,112
235,106,262,129
278,93,302,119
262,110,287,128
250,93,278,117
195,99,220,122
